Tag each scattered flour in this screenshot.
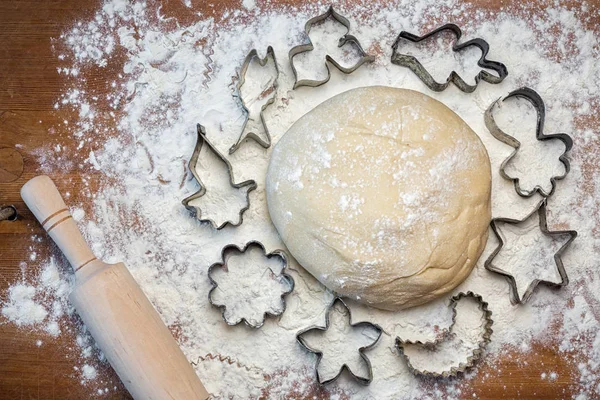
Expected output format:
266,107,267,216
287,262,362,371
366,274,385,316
2,284,48,326
1,0,600,398
82,364,98,381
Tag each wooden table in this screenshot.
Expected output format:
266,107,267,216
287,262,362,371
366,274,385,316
0,0,596,398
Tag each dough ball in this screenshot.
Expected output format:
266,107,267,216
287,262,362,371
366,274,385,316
266,86,491,311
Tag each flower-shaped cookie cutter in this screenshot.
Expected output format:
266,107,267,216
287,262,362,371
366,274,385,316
208,241,295,328
484,87,573,198
396,292,493,378
296,297,383,385
484,199,577,304
289,6,375,89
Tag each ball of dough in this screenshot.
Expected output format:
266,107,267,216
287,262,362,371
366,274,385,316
266,86,491,311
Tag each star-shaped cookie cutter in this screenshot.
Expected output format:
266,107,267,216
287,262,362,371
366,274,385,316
396,291,493,378
484,199,577,304
391,23,508,93
182,124,257,229
296,297,383,385
208,241,295,328
485,87,574,198
289,6,375,89
229,46,279,154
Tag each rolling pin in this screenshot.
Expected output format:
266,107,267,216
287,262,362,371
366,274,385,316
21,175,209,400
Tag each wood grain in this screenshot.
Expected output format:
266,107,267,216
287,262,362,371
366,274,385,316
0,0,596,399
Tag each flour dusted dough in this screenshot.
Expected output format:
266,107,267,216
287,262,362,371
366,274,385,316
266,86,491,311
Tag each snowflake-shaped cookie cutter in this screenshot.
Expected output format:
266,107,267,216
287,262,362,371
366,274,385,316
289,6,375,89
182,124,257,230
208,241,295,328
296,297,383,385
484,87,574,198
396,292,493,378
484,199,577,304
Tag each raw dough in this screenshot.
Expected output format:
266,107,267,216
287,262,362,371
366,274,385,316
266,86,491,311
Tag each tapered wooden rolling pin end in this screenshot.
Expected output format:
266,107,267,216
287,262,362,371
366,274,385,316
21,175,209,400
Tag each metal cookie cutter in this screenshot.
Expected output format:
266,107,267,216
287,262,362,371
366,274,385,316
182,124,257,229
485,87,574,198
289,6,375,89
296,297,383,385
229,46,279,154
484,199,577,305
0,205,18,222
208,241,295,329
391,23,508,93
396,292,493,378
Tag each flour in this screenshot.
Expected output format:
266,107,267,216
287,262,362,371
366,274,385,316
1,258,72,334
1,0,600,398
2,284,48,326
82,364,98,380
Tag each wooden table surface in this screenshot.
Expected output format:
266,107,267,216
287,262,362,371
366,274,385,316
0,0,597,398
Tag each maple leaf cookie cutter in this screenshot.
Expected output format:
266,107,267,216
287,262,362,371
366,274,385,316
391,23,508,93
182,124,257,230
229,46,280,154
208,241,295,329
289,6,375,89
396,291,493,378
484,87,574,198
296,297,383,385
484,199,578,305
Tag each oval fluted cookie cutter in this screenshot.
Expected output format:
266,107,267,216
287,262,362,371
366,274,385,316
395,291,493,378
208,241,295,329
391,23,508,93
484,86,574,198
296,297,383,386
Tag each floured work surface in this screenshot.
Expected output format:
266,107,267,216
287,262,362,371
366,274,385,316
0,0,599,399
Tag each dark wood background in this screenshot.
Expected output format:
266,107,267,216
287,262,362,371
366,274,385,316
0,0,597,398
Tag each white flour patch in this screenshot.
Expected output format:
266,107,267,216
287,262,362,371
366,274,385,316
1,0,600,398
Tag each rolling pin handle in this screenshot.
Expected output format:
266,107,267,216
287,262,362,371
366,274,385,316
21,175,97,272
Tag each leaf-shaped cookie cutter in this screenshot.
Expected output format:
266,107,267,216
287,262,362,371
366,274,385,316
396,291,493,378
484,199,577,305
229,46,279,154
391,23,508,93
289,6,375,89
484,87,574,198
208,241,295,329
296,297,383,385
182,124,257,229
